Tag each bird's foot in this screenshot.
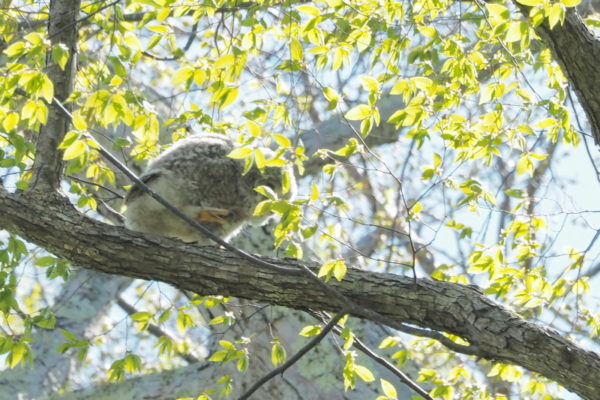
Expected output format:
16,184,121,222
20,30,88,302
197,207,231,224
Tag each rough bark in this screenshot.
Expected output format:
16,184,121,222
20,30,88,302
29,0,80,192
1,188,599,400
517,6,600,145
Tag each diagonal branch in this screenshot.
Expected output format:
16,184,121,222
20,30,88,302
237,311,347,400
1,188,600,400
312,310,433,400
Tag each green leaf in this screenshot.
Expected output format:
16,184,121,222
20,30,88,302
299,325,322,337
505,22,524,43
272,134,291,148
40,74,54,103
547,3,564,28
360,76,379,92
380,379,397,398
354,365,375,382
172,66,194,86
123,353,142,373
318,260,336,280
323,87,339,110
535,118,556,129
215,54,235,68
63,140,87,160
2,112,19,132
344,104,372,120
60,328,78,341
515,0,543,6
254,148,266,170
333,259,347,281
297,4,320,15
7,343,28,368
271,340,287,366
130,312,151,322
310,183,319,201
290,38,304,61
35,256,56,267
246,120,261,137
228,147,253,159
51,44,69,70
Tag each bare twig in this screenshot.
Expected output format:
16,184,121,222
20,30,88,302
313,310,435,400
117,296,200,364
237,311,347,400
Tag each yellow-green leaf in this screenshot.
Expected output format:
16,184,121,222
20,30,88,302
51,44,69,70
215,54,235,69
40,75,54,103
272,133,291,148
271,341,287,366
194,69,206,85
318,260,335,279
505,22,523,43
8,343,28,368
310,183,319,201
360,76,379,92
228,147,252,159
354,365,375,382
254,148,266,170
299,325,321,337
72,111,87,130
247,120,261,137
297,4,320,15
535,118,556,129
333,260,347,281
2,112,19,131
156,7,170,21
290,38,304,61
515,0,543,6
4,41,25,58
547,3,564,28
172,66,194,86
380,379,397,398
344,104,371,120
63,140,87,160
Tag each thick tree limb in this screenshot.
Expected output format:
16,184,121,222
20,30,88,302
516,6,600,144
1,189,599,399
29,0,81,192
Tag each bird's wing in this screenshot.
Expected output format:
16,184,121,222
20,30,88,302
124,170,162,203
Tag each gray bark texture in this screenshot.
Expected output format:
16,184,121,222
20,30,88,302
29,0,81,192
519,5,600,144
1,188,599,400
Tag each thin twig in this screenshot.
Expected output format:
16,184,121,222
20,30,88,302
117,296,200,364
237,310,347,400
314,310,435,400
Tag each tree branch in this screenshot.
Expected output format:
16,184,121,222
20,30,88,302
1,188,599,400
515,5,600,145
237,311,347,400
29,0,81,192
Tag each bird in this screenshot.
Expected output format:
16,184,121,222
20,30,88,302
124,133,290,244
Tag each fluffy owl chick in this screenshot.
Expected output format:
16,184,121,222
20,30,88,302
124,133,288,243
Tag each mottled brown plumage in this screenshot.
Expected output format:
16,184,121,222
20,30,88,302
124,133,287,243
